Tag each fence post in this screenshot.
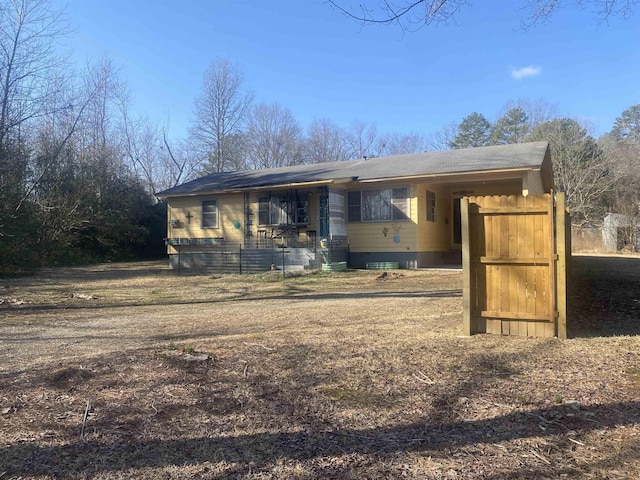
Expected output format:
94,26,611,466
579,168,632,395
282,245,286,278
461,197,471,336
556,193,568,340
239,244,242,275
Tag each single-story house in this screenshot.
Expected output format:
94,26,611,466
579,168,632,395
156,141,554,271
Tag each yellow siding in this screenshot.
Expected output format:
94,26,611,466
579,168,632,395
415,183,451,252
167,194,245,252
347,221,417,252
346,185,417,253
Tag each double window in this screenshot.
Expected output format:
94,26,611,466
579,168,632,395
258,194,309,226
347,187,410,222
201,200,218,228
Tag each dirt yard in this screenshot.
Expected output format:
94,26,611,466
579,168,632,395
1,256,639,479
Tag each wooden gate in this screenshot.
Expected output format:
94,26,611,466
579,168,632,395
462,193,569,338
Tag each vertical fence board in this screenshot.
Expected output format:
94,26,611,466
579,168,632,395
514,195,527,336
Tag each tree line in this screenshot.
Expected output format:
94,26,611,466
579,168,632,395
1,0,638,274
0,0,171,274
446,106,640,225
191,59,640,227
189,58,436,173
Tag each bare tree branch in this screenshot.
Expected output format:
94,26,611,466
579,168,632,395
163,128,187,187
328,0,468,30
328,0,637,31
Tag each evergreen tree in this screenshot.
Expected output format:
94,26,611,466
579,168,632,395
448,112,492,148
610,104,640,142
491,107,530,144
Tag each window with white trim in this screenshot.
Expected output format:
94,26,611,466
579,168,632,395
202,200,218,228
347,187,410,222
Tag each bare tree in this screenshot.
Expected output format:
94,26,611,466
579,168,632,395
375,131,426,156
83,57,127,159
120,108,162,193
426,121,458,151
600,106,640,245
246,102,303,169
0,0,70,146
522,0,638,28
600,134,640,212
529,118,613,221
190,58,253,173
24,71,95,206
159,131,200,188
0,0,70,238
329,0,637,31
347,119,378,159
305,118,354,163
116,77,197,194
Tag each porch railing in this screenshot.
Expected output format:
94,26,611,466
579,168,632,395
168,243,347,275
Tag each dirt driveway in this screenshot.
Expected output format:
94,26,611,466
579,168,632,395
0,257,639,479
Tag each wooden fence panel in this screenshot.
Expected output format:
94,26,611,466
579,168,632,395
463,193,568,337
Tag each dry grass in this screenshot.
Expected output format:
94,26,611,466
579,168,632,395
1,258,639,479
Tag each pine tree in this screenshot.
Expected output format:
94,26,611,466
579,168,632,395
610,104,640,142
448,112,492,148
491,107,530,144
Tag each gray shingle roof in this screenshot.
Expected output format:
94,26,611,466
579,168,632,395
157,141,549,196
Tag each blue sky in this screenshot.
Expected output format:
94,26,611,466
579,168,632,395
60,0,639,140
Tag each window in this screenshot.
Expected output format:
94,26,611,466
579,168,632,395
391,187,409,220
258,193,309,226
329,189,346,239
426,190,436,222
347,187,410,222
202,200,218,228
258,196,276,225
347,191,361,222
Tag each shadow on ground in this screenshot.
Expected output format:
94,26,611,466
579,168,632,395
568,256,640,337
2,400,638,477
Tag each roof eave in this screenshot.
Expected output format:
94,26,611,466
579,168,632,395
157,177,358,198
355,166,542,184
